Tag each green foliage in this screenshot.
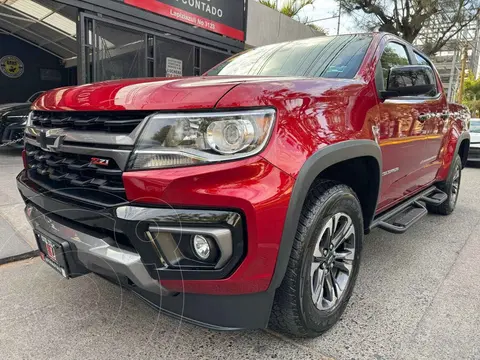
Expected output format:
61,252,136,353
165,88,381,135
464,74,480,100
258,0,327,35
464,99,480,116
259,0,277,9
307,23,326,32
337,0,479,55
463,74,480,116
380,46,409,80
278,0,315,18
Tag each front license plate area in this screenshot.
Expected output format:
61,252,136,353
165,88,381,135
37,233,69,278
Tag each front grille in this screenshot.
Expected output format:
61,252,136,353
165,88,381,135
25,143,127,205
31,111,152,133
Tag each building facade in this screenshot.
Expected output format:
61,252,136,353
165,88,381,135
71,0,247,84
0,0,321,102
413,15,480,102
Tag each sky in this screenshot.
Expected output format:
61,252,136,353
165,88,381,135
275,0,356,35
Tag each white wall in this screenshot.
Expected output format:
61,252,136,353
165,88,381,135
245,0,322,48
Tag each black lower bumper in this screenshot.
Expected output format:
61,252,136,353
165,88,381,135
17,170,274,330
114,278,274,331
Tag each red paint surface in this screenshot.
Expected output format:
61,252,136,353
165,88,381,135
124,0,244,41
215,78,376,177
436,103,469,180
123,156,295,295
32,76,306,112
33,33,468,295
32,77,242,111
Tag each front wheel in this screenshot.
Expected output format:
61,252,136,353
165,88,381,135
427,154,462,215
269,180,363,338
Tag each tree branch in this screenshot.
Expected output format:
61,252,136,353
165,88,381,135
339,0,480,55
425,0,479,55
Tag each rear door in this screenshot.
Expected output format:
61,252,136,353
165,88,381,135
375,41,442,211
410,51,449,180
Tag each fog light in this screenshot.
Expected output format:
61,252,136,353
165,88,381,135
192,235,211,260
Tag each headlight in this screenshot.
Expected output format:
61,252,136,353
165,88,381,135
128,109,275,170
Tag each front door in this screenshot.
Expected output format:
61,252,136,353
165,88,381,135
375,41,442,211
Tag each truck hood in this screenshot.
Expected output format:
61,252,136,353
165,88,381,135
32,76,302,112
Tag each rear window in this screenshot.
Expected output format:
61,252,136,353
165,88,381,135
205,34,372,79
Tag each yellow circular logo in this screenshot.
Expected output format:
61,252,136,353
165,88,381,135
0,55,24,78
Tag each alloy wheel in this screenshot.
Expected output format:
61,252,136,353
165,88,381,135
450,165,461,207
310,212,356,310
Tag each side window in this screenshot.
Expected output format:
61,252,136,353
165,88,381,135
380,42,410,87
413,52,438,96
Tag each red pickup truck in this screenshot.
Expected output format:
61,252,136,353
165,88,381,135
17,33,470,337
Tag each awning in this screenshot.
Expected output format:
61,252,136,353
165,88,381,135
0,0,77,61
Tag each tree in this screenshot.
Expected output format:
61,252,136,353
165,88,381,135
337,0,480,55
258,0,327,34
463,73,480,115
464,73,480,100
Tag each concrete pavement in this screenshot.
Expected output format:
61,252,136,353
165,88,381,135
0,147,37,264
1,146,480,359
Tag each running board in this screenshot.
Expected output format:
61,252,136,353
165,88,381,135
420,191,448,205
371,186,447,234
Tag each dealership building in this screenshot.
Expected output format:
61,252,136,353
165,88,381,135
0,0,319,103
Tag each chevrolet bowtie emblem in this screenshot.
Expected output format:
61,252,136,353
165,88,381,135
38,129,65,151
38,130,47,150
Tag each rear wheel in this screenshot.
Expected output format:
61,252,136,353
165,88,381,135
269,180,363,338
427,155,462,215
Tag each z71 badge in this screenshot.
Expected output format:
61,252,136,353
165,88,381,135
90,157,110,166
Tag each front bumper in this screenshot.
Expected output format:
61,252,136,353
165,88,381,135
17,170,246,284
17,169,279,329
19,153,295,295
26,204,169,295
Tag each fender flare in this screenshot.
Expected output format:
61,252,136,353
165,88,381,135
268,140,382,291
454,131,470,167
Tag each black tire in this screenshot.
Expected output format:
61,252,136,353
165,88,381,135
269,180,363,338
427,155,462,215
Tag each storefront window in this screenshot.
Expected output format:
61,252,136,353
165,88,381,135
155,36,195,78
200,48,229,74
80,15,235,83
94,21,146,81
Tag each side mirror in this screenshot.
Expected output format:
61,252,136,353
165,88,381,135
381,65,437,99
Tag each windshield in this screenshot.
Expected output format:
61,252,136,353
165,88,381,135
470,120,480,133
205,34,372,79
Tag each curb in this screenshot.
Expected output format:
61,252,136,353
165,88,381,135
0,250,39,266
